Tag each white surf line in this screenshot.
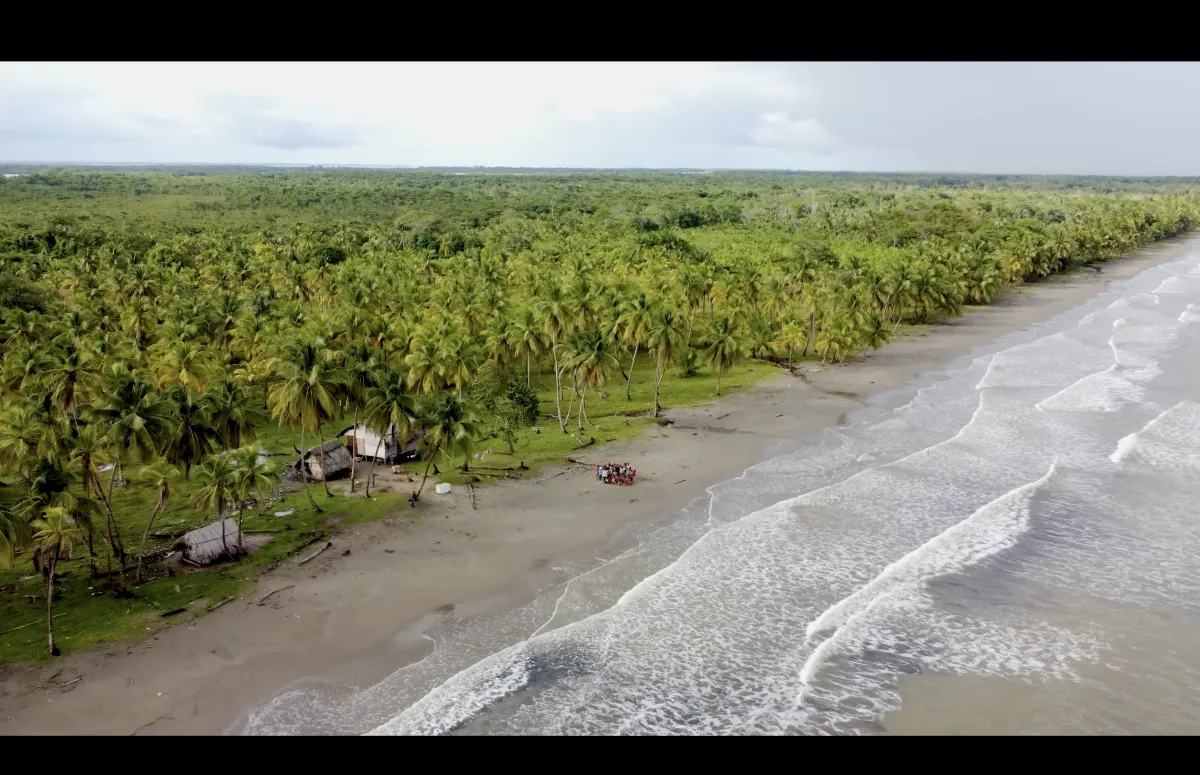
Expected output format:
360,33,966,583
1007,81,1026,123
798,460,1059,686
1109,401,1191,464
530,547,649,639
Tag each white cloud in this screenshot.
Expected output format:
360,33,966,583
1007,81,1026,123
4,62,1200,173
750,112,838,152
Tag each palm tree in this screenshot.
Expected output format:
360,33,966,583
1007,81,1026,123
267,340,344,508
416,391,479,495
646,308,685,417
90,365,175,574
40,339,102,422
615,292,656,401
404,337,445,395
208,375,266,450
133,460,179,584
775,321,808,372
361,366,415,498
703,316,744,396
30,507,78,656
536,283,572,433
339,342,380,493
161,384,221,479
509,307,544,388
193,455,238,558
229,447,278,553
563,330,619,430
0,503,29,571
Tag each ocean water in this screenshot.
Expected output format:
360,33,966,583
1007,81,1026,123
240,252,1200,735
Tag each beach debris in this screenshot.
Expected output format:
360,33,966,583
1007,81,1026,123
534,466,579,484
0,613,64,636
435,482,452,495
341,549,351,557
674,479,686,485
274,509,295,517
297,541,333,565
159,607,187,617
384,549,395,554
257,584,295,605
715,413,730,420
468,483,477,510
208,596,235,611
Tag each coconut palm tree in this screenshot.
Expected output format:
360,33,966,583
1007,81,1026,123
416,391,479,495
192,455,238,558
339,342,381,492
775,321,809,372
703,316,744,396
30,507,78,656
613,292,655,401
229,447,278,553
133,460,179,584
161,383,220,479
90,364,175,573
508,307,544,388
207,375,266,450
562,330,619,430
646,308,685,417
267,340,344,508
40,339,102,421
361,366,416,498
536,283,572,433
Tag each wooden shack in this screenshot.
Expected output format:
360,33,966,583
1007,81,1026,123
343,421,425,462
296,438,353,482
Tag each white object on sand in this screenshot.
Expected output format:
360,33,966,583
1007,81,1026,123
435,483,452,495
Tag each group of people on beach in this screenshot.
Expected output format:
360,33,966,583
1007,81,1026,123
597,463,636,486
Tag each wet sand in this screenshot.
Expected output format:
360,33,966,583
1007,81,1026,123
1,236,1194,736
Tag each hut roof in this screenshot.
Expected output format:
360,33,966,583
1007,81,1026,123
175,519,242,566
295,438,353,478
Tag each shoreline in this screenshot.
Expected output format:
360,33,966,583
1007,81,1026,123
2,235,1196,735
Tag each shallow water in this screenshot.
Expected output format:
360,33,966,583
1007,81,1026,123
241,253,1200,735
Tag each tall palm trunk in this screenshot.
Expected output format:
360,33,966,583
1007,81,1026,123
348,407,359,493
45,556,58,656
219,497,229,556
526,351,531,388
653,355,666,417
805,312,815,356
716,370,722,396
297,425,322,513
315,423,332,497
135,492,165,585
578,386,590,429
625,341,639,400
79,457,99,577
416,450,437,498
364,433,384,498
551,339,565,433
563,369,578,427
100,464,126,575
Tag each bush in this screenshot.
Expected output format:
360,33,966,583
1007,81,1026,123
502,379,539,427
677,347,700,378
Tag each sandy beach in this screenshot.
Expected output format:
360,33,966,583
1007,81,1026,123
1,235,1194,736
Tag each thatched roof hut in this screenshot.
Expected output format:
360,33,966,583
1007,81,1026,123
294,438,353,482
176,518,242,566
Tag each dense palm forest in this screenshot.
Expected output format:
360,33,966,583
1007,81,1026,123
1,167,1197,659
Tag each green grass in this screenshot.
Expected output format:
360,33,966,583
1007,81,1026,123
0,358,778,664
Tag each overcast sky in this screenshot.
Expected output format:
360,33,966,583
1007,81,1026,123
3,62,1199,175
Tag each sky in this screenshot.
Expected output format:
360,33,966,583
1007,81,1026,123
3,62,1200,175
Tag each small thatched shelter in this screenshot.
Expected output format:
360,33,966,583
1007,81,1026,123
294,438,353,482
176,519,242,566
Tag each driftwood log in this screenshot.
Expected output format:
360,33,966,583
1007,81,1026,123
257,584,295,605
297,541,333,565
